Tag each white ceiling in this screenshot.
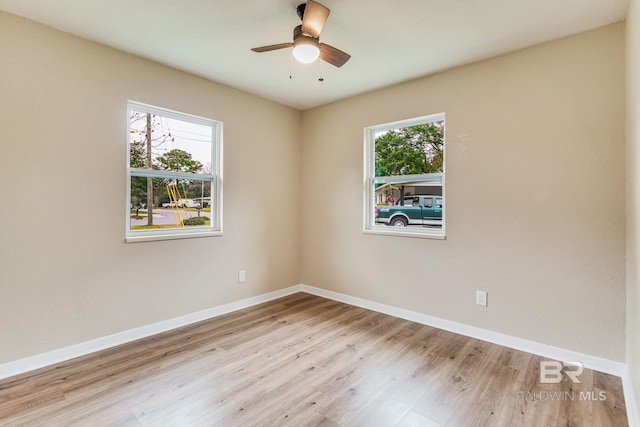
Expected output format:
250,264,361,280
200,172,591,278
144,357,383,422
0,0,629,110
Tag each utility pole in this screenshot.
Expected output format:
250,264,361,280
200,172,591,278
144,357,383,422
146,113,154,226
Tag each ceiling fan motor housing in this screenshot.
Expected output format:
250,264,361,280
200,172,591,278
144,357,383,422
294,25,318,42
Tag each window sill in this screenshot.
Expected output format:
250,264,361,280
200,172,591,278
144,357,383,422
126,230,223,243
363,228,445,240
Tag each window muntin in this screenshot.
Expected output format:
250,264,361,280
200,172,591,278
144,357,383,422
126,102,222,242
364,113,445,238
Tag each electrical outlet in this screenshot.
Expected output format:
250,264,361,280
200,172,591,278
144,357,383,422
476,290,488,307
238,270,246,283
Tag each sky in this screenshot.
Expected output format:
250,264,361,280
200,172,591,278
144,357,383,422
130,110,213,173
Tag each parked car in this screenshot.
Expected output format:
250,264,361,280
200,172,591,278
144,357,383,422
375,195,442,227
177,199,201,209
162,199,201,209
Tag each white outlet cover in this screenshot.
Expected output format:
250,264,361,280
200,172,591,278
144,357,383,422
476,290,488,307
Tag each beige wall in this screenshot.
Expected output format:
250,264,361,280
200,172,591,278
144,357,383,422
0,11,302,364
301,23,627,361
627,0,640,415
0,9,630,372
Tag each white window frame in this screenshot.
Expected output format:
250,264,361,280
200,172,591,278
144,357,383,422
125,101,223,243
363,113,445,239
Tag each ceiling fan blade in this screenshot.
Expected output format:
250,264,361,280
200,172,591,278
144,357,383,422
251,43,293,53
320,43,351,67
301,0,330,38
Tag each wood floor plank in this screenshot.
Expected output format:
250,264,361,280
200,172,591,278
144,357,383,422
206,312,410,426
396,411,444,427
0,293,629,426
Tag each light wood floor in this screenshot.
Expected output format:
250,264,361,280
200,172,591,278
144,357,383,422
0,293,628,426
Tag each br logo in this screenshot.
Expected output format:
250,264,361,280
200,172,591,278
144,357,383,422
539,361,584,384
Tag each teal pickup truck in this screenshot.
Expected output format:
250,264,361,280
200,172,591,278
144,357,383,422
375,195,443,227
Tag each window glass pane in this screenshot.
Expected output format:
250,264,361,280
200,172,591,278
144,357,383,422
374,121,444,177
126,102,222,242
130,178,212,230
366,114,445,237
129,109,213,174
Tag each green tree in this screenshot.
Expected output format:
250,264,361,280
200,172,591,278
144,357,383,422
155,149,203,173
129,140,148,208
155,149,203,205
375,122,444,176
129,139,146,169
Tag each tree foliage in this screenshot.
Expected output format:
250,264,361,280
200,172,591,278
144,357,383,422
155,149,202,174
375,122,444,176
129,139,146,169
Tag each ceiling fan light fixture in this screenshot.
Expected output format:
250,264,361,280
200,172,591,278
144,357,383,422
292,37,320,64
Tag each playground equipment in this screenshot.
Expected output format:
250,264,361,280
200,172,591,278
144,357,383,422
165,182,197,227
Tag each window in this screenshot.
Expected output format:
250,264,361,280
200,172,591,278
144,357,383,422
126,102,222,242
364,113,445,238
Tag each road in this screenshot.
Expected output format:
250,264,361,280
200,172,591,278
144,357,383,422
130,208,210,226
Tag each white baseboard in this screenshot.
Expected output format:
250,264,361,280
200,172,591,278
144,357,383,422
1,283,636,426
0,285,304,381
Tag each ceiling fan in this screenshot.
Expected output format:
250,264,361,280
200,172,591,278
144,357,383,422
251,0,351,68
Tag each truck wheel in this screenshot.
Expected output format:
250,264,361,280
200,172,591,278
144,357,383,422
390,217,408,227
